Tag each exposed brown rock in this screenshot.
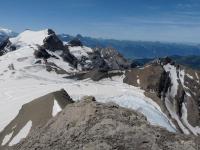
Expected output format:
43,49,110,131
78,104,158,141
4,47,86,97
10,97,200,150
124,64,164,92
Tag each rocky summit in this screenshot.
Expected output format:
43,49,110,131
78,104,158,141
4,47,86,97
8,95,200,150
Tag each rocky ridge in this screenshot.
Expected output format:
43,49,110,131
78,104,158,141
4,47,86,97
8,94,200,150
124,57,200,135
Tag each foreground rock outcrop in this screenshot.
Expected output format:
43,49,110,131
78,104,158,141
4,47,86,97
0,89,73,149
65,69,124,81
10,96,200,150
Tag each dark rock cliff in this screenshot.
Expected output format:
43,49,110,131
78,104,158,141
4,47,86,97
124,58,200,135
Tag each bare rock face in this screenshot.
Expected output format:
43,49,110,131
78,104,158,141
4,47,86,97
94,47,131,70
124,57,200,135
11,97,199,150
66,45,131,71
73,46,132,71
0,38,9,50
68,38,83,47
63,46,134,80
42,32,78,68
42,29,78,68
33,46,51,59
124,64,163,92
0,38,14,56
60,47,78,68
87,50,109,70
43,29,65,51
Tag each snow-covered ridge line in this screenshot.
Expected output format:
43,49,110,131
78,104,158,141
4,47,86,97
10,29,50,47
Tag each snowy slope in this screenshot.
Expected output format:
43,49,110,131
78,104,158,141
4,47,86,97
10,29,49,47
0,45,74,81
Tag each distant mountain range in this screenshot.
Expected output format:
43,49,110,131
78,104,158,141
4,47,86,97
0,27,17,42
134,55,200,70
1,29,200,69
1,30,200,59
58,34,200,59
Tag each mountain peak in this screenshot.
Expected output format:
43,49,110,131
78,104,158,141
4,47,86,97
10,29,53,46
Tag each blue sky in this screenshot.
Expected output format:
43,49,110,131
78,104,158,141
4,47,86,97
1,0,200,43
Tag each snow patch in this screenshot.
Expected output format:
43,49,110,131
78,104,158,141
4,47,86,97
9,121,32,146
52,99,62,116
195,72,199,83
185,91,191,97
136,75,140,85
186,74,194,79
1,131,13,146
137,79,140,85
